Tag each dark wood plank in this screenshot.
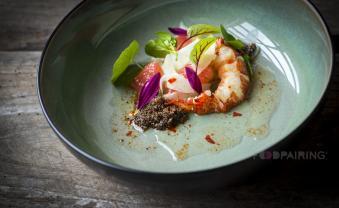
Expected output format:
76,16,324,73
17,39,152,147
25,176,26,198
0,0,81,51
0,51,338,207
0,0,338,51
1,0,339,207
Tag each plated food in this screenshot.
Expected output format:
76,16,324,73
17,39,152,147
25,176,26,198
112,24,259,131
110,24,280,161
38,0,332,179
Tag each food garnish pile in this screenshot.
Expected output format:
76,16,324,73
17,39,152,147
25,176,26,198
111,24,259,131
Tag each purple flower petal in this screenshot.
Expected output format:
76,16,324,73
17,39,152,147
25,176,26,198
185,66,202,94
168,27,187,36
137,72,161,109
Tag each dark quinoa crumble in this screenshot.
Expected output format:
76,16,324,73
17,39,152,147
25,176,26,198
132,97,188,130
243,43,257,57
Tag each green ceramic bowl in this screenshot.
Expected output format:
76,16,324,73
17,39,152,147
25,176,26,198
38,0,333,184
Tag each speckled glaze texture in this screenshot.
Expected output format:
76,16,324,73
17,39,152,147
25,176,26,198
39,0,332,173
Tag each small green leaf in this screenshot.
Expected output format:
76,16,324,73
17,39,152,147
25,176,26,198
188,24,220,38
243,54,253,79
190,37,217,68
227,40,245,50
145,40,171,58
145,32,176,58
111,40,140,83
220,24,235,41
114,64,144,87
220,25,245,50
155,32,174,41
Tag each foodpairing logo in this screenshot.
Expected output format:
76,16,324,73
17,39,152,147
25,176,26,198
253,150,327,160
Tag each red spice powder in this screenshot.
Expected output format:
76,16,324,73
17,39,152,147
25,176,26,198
205,135,216,144
126,131,133,137
168,78,177,84
232,112,242,117
168,127,177,133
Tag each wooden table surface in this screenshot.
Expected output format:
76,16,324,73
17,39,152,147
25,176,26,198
0,0,338,207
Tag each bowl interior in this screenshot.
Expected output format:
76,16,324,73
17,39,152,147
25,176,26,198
40,0,332,173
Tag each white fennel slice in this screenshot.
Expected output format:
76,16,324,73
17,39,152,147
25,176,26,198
196,42,217,74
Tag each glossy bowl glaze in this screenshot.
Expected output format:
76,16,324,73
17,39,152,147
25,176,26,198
38,0,333,185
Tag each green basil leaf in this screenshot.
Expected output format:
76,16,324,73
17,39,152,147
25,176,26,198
111,40,140,83
187,24,220,38
145,40,171,58
145,32,176,58
243,54,253,79
114,64,144,87
155,32,173,41
190,37,217,67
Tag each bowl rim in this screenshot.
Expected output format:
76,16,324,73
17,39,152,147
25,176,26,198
37,0,334,175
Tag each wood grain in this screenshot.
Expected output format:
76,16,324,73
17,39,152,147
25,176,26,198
0,0,339,207
0,0,82,51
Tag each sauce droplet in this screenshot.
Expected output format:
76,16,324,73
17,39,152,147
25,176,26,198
232,111,242,117
126,131,133,137
205,135,216,144
168,78,177,84
168,127,177,133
